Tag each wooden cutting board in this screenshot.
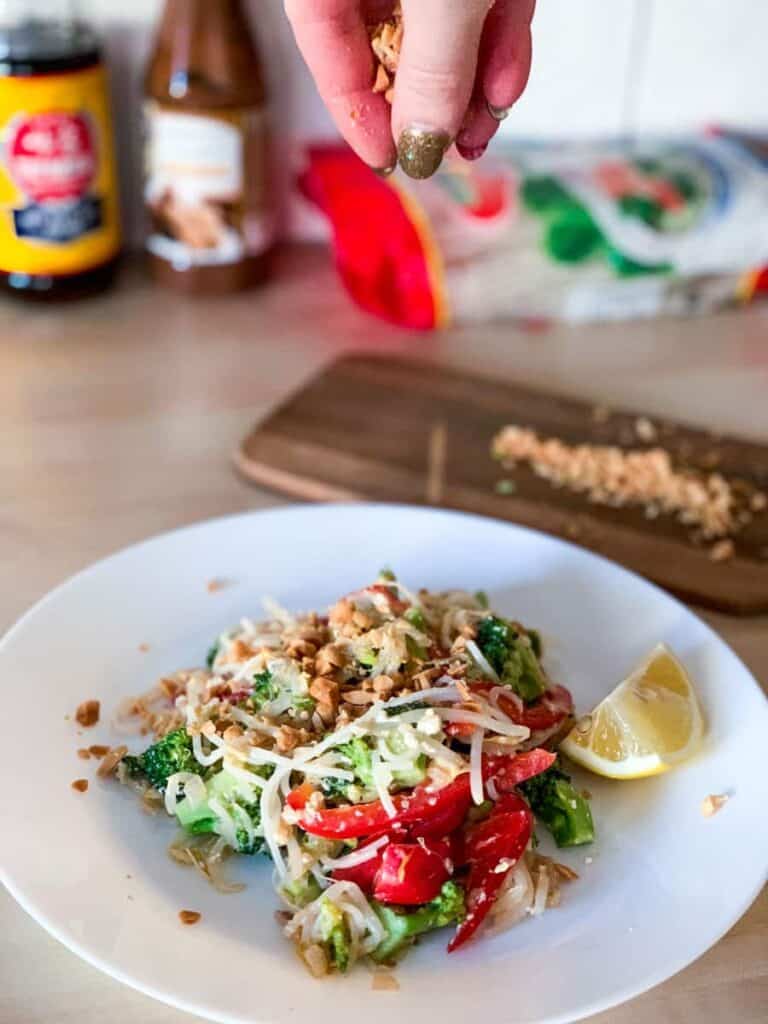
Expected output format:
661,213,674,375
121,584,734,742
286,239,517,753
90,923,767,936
236,355,768,615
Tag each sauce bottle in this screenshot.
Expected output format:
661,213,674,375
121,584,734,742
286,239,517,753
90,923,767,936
144,0,274,294
0,1,121,300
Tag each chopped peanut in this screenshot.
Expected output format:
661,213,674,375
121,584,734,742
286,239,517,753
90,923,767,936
493,424,766,542
75,700,100,727
97,745,127,778
701,793,730,817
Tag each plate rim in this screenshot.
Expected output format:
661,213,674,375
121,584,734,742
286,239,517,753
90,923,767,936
1,502,766,1024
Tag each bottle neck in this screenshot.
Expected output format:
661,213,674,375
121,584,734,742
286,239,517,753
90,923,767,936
149,0,265,108
0,0,99,74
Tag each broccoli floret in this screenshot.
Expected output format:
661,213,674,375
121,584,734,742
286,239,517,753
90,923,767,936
404,606,427,632
321,737,374,801
293,695,316,714
357,649,377,673
280,874,323,909
371,881,466,964
405,633,428,661
322,733,426,802
250,669,279,709
341,737,374,787
206,641,220,669
474,590,489,609
527,628,543,658
317,897,352,972
476,615,546,703
384,729,427,788
519,759,595,847
175,766,271,854
124,728,203,792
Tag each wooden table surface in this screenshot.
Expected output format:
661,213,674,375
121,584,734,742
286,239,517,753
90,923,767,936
1,249,766,1024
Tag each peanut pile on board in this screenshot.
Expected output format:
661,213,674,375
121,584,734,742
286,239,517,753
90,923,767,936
369,4,403,103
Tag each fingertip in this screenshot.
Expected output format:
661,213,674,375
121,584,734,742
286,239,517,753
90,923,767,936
482,25,533,112
326,90,397,170
456,95,500,153
456,142,487,162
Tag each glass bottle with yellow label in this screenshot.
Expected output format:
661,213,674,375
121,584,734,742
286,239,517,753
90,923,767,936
0,0,122,299
144,0,274,294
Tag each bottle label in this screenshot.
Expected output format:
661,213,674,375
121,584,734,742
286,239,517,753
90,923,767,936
0,66,121,275
144,103,273,267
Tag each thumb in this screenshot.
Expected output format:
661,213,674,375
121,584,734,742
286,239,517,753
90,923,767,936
393,0,490,178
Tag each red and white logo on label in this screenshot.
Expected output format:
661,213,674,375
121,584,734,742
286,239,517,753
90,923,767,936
5,112,97,203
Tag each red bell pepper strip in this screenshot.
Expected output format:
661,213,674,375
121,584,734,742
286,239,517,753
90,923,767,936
405,792,471,841
292,749,554,840
286,781,315,812
484,748,556,792
295,774,473,840
448,794,533,952
331,835,388,892
446,683,573,738
372,838,452,905
366,584,409,616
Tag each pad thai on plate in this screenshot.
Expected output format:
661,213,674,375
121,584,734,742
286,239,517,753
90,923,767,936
111,572,594,977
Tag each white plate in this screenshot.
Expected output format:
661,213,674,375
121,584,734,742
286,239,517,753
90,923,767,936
1,505,766,1024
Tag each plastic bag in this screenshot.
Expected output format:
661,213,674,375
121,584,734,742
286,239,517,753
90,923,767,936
300,130,768,329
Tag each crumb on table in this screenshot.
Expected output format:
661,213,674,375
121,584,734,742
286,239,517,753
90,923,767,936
71,779,89,793
207,578,227,593
709,539,735,563
372,970,400,991
634,416,658,443
179,910,201,925
701,793,730,817
75,699,100,727
97,745,127,777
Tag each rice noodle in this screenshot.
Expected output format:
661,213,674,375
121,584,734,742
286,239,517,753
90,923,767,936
469,727,485,805
465,639,501,683
164,772,206,815
531,864,550,916
192,732,224,767
487,859,534,933
228,705,281,736
322,835,390,872
167,834,245,894
430,708,529,740
488,684,523,717
261,596,296,626
285,882,385,956
285,827,305,881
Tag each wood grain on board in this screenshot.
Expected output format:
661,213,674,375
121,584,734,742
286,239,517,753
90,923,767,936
237,355,768,615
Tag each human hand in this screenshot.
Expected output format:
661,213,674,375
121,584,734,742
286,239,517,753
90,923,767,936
284,1,535,179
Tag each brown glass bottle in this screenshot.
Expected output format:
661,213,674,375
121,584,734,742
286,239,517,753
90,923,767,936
144,0,274,294
0,2,121,300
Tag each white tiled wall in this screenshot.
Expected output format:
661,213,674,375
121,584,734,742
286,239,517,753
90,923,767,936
631,0,768,132
81,0,768,244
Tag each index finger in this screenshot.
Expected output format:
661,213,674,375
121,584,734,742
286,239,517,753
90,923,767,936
284,0,397,170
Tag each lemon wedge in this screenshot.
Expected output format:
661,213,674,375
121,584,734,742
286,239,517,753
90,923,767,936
560,644,704,779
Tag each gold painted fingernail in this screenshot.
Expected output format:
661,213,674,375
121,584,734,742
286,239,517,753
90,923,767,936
487,102,510,122
373,164,397,179
397,127,450,180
